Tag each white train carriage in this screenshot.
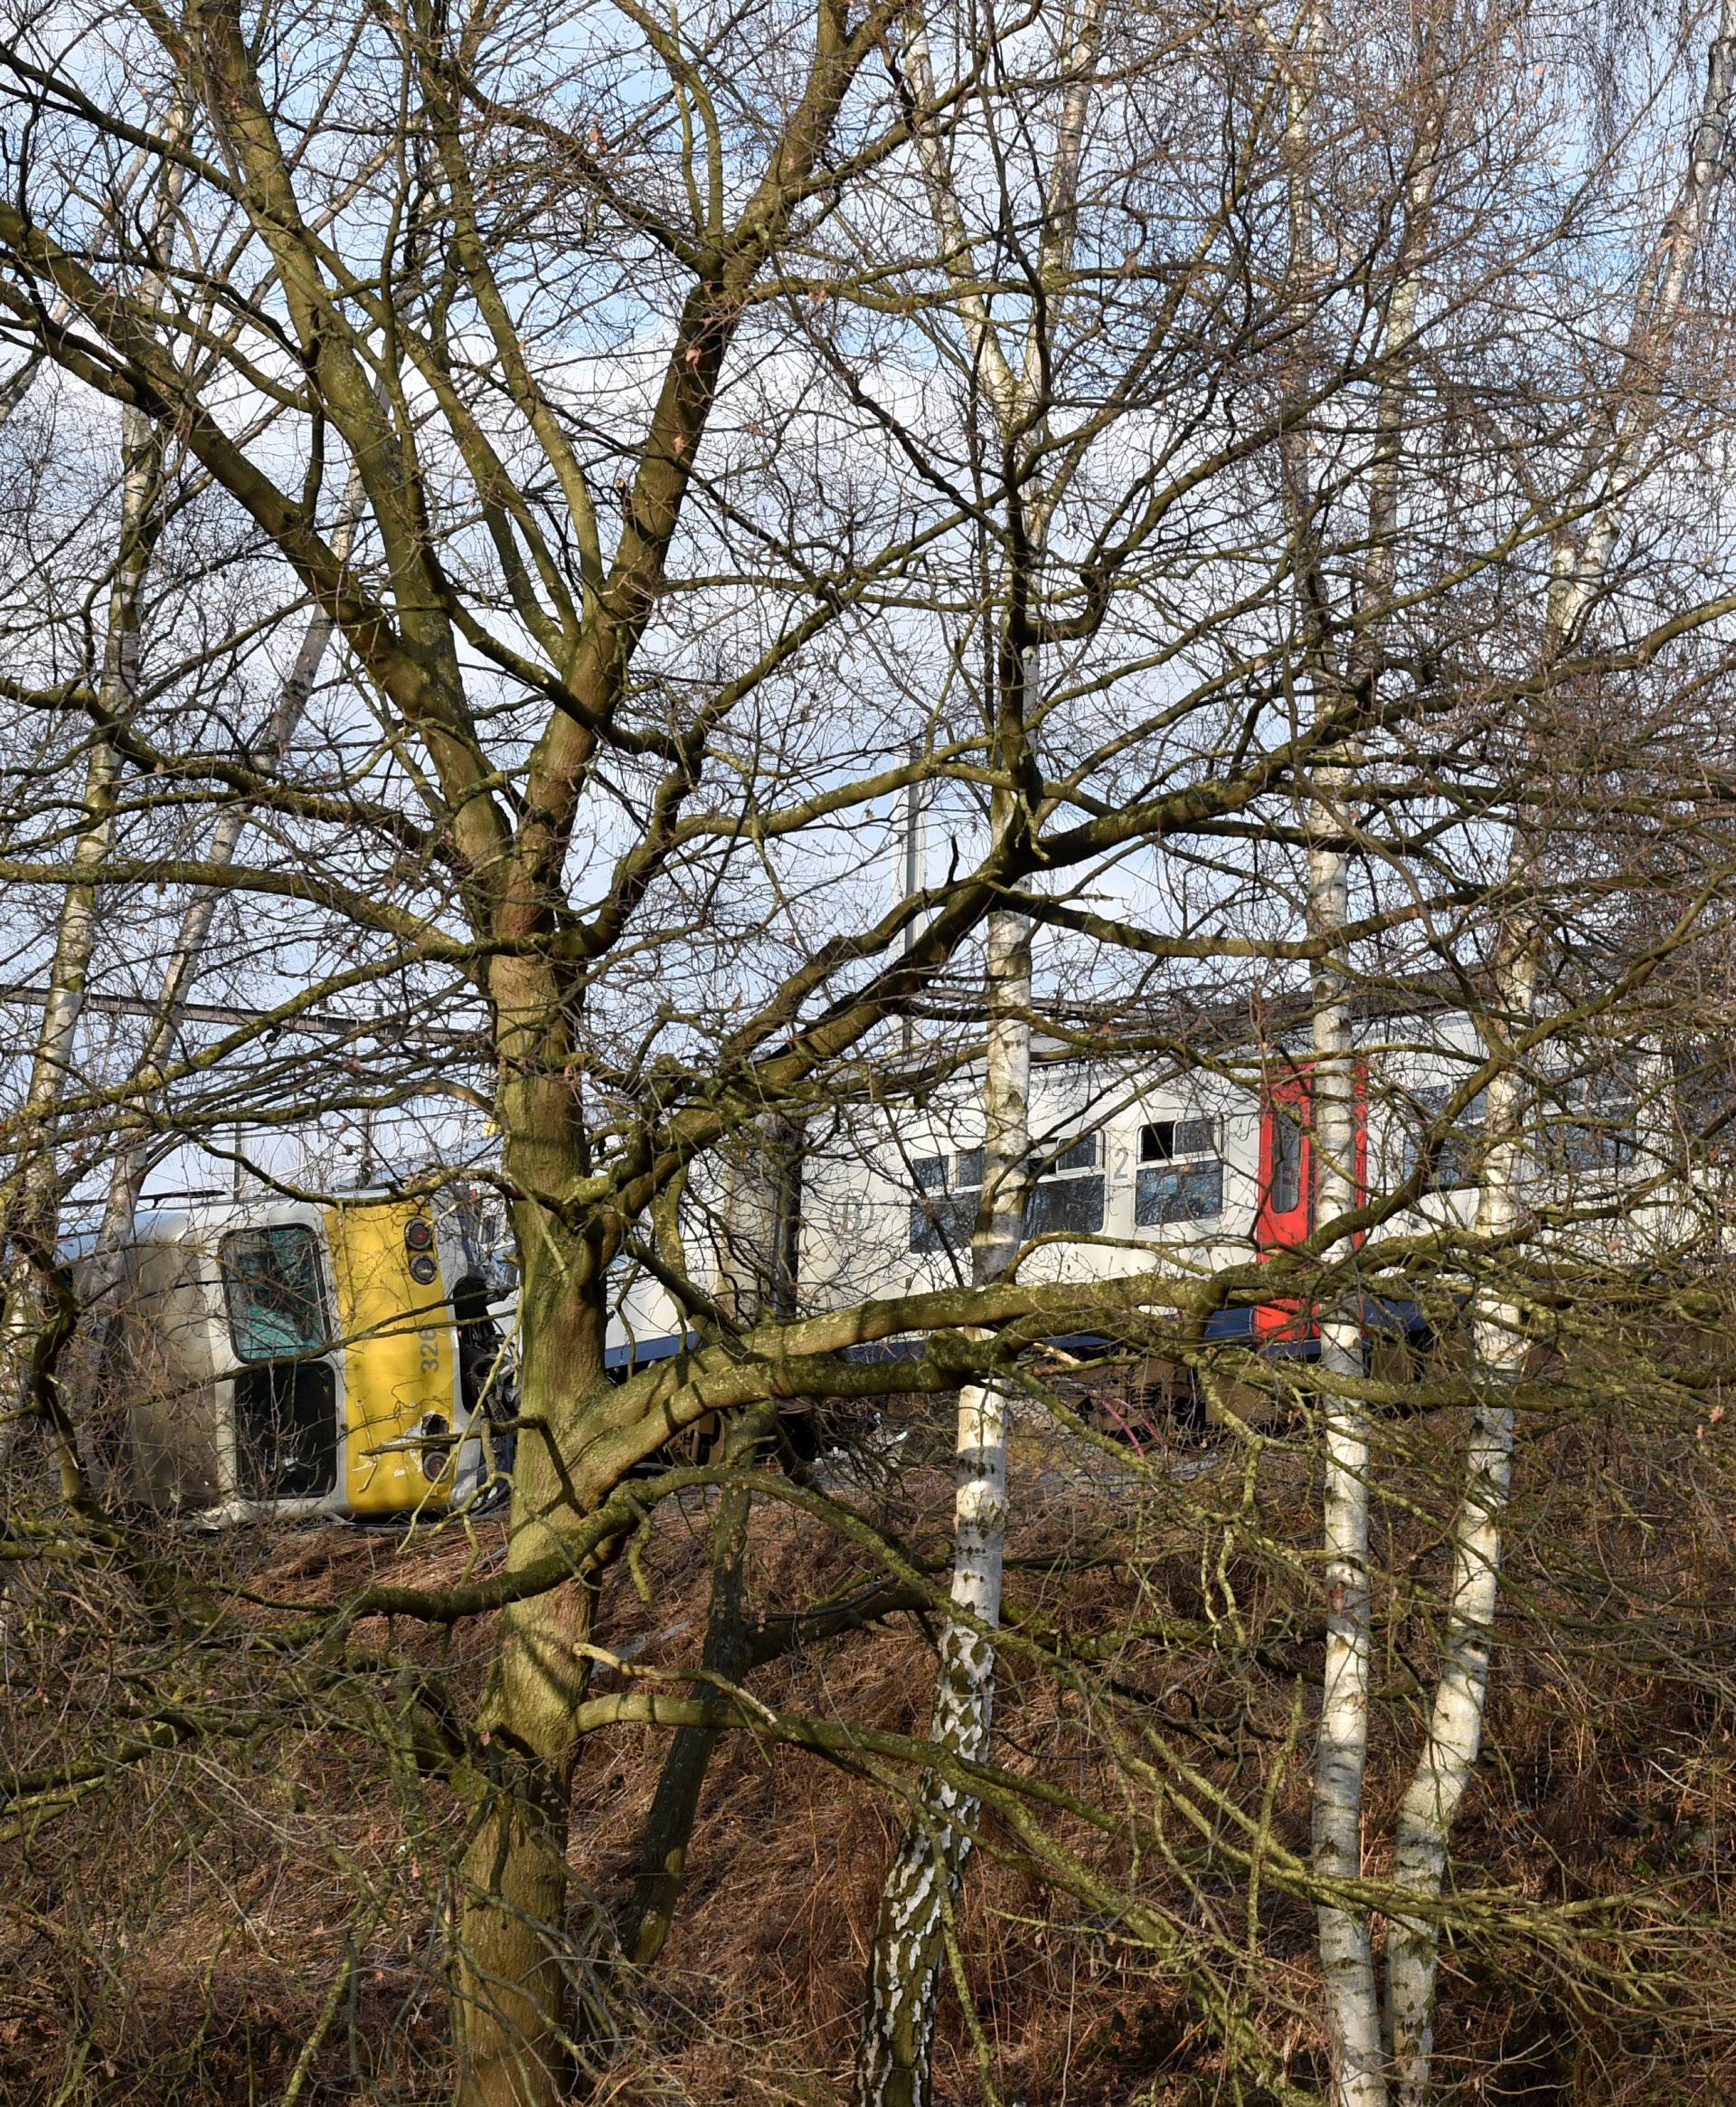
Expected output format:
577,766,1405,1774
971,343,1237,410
666,1002,1692,1384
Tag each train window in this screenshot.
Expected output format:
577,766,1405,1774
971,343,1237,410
909,1192,976,1254
1671,1047,1736,1161
1550,1112,1635,1179
1135,1160,1224,1226
1023,1133,1105,1235
1269,1107,1305,1214
1404,1086,1487,1189
1137,1117,1222,1226
1140,1118,1217,1162
1030,1173,1105,1235
909,1134,1107,1249
222,1226,331,1363
1551,1076,1638,1174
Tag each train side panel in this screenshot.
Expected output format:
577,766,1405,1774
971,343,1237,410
116,1235,231,1507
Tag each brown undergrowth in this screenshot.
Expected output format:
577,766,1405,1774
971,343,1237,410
4,1397,1736,2105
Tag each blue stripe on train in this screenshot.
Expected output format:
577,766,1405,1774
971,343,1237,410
616,1299,1430,1376
604,1330,697,1374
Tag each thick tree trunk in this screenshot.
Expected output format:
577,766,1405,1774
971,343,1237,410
452,1223,606,2107
855,907,1029,2107
453,1584,595,2107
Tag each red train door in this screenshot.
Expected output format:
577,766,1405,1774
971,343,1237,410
1256,1061,1370,1250
1256,1070,1315,1252
1254,1063,1368,1340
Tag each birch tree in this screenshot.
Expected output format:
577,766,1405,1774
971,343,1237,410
855,7,1102,2099
1382,10,1736,2099
1260,13,1391,2097
1239,9,1736,2099
4,7,1736,2105
0,403,161,1417
1273,7,1453,2093
93,468,365,1258
0,98,209,1408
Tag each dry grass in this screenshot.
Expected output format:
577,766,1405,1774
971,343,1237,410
5,1395,1736,2105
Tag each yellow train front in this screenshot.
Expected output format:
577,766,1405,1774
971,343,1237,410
96,1195,493,1523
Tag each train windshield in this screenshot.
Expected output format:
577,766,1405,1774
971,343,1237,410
222,1226,331,1362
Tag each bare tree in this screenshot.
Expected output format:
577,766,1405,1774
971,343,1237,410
0,406,161,1410
4,6,1736,2107
1381,10,1736,2101
854,6,1103,2101
93,466,366,1259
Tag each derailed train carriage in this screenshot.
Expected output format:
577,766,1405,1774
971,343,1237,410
83,1194,514,1523
80,997,1703,1514
778,998,1695,1436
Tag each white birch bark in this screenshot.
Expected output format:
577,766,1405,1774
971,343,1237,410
0,131,192,1439
856,9,1102,2099
0,404,162,1413
94,472,364,1257
1382,15,1736,2097
1268,7,1391,2094
1308,768,1387,2107
1308,128,1438,2107
855,908,1030,2107
1381,938,1533,2103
